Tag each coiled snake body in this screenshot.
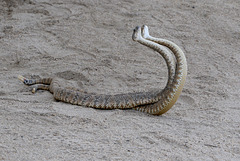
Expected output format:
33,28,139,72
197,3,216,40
18,25,187,115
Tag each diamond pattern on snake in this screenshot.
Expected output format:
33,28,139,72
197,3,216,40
18,25,187,115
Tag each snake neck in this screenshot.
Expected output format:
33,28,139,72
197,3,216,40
136,37,176,98
146,36,187,94
134,34,187,115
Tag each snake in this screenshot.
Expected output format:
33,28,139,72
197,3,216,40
18,25,187,115
133,25,187,115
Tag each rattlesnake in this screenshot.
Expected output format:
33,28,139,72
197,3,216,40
133,25,187,115
18,25,187,115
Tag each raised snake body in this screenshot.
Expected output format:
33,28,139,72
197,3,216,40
133,25,187,115
18,25,187,115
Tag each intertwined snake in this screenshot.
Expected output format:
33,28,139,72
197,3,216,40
18,25,187,115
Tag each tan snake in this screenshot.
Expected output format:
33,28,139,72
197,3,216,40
133,25,187,115
18,25,187,115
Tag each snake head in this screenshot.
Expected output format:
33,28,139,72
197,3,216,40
132,26,142,41
141,25,150,39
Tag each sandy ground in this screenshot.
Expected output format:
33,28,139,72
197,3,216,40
0,0,239,160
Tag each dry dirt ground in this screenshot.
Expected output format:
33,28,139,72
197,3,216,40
0,0,239,160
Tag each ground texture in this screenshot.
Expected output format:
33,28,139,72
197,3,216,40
0,0,239,160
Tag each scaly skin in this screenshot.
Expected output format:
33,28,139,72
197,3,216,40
18,25,187,115
133,25,187,115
